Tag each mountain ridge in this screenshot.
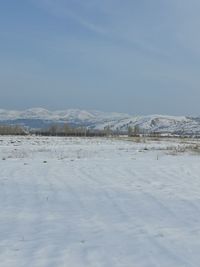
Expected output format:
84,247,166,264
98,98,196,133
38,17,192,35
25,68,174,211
0,108,200,135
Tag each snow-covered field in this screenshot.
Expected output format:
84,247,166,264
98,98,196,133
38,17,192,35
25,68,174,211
0,136,200,267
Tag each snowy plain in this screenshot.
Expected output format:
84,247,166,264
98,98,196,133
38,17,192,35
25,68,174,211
0,136,200,267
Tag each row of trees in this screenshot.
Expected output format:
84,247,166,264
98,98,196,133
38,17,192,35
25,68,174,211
0,123,179,138
35,124,146,137
0,123,143,137
128,125,140,137
33,124,114,137
0,125,27,135
0,124,118,137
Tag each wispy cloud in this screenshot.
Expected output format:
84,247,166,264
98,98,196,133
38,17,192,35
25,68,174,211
30,0,200,61
31,0,167,59
32,0,106,34
30,0,200,83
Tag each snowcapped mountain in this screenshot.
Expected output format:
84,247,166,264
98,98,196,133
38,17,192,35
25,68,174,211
0,108,131,130
0,108,200,135
0,108,129,122
100,115,199,135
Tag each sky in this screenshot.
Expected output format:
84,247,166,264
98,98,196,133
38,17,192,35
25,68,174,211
1,0,200,115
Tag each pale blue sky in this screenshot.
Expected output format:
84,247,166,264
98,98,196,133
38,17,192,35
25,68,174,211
1,0,200,115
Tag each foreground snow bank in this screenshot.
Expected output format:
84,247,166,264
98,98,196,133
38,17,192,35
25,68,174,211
0,136,200,267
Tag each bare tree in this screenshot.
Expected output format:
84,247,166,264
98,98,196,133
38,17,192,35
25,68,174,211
104,125,112,137
128,126,133,137
133,125,140,136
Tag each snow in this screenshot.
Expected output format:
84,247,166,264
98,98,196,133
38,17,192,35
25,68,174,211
1,108,200,135
0,136,200,266
0,108,130,122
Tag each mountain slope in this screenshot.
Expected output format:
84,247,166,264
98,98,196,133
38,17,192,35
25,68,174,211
0,108,200,135
0,108,129,122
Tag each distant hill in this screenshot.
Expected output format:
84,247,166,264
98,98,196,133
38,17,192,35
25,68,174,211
0,108,200,135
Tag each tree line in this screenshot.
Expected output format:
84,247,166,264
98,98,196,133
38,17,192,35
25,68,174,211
0,123,150,137
33,124,122,137
0,123,120,136
0,125,27,135
0,123,190,138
